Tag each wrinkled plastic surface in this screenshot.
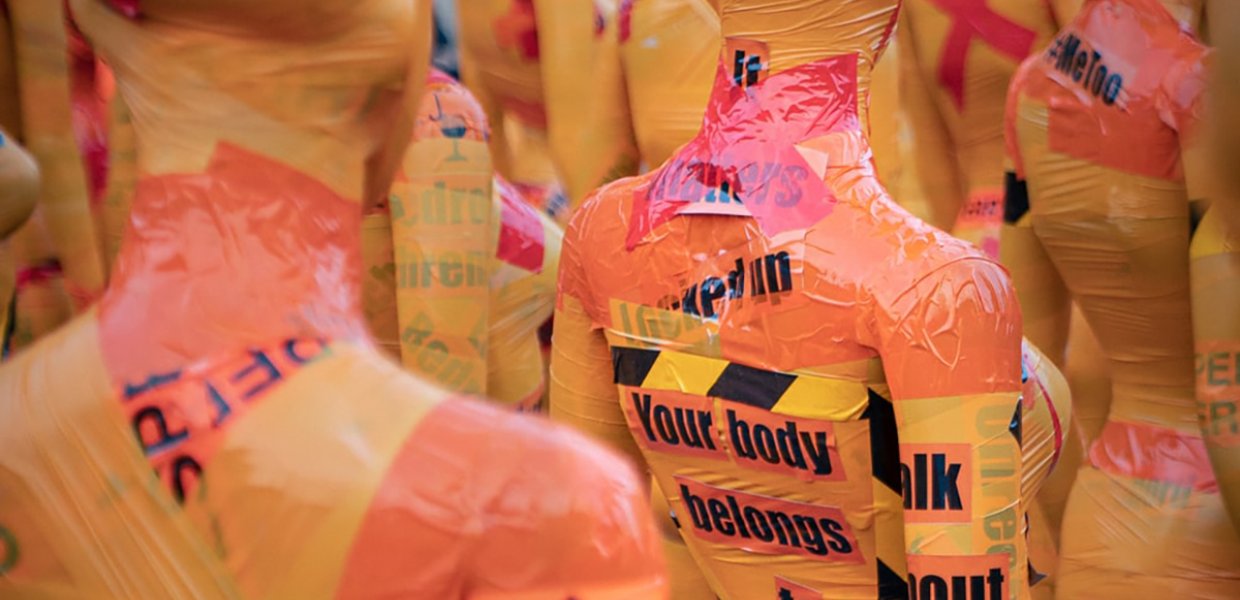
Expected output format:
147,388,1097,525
550,1,1068,598
362,68,562,409
0,0,667,597
1006,1,1240,597
99,82,133,272
902,0,1072,257
613,0,912,215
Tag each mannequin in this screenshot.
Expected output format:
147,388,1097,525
363,67,562,409
0,7,37,353
613,2,966,597
455,0,634,214
0,126,38,356
551,0,1071,597
0,1,666,597
1196,0,1240,538
902,0,1078,255
3,0,104,351
1006,0,1240,597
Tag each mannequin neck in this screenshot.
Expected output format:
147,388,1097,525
714,0,899,131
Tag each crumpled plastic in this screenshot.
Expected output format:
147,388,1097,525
1006,1,1240,597
0,0,667,597
550,1,1069,598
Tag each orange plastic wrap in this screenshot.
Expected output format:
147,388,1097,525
1006,1,1240,597
613,0,914,221
0,1,668,597
550,1,1075,598
902,0,1072,258
362,68,562,409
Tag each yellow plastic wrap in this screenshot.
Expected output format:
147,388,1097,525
456,0,553,187
0,0,668,597
378,68,493,393
1006,1,1240,597
362,69,561,410
902,0,1072,257
550,1,1073,597
1191,207,1240,537
8,0,104,310
537,0,638,208
100,85,134,273
617,0,719,170
1198,0,1240,537
457,0,638,213
0,128,38,357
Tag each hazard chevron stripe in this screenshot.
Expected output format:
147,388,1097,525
610,345,910,595
611,346,869,421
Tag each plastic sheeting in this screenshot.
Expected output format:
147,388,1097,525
1197,0,1240,540
363,68,563,409
0,132,37,246
456,0,636,212
902,0,1074,258
0,0,667,597
616,0,718,170
1006,0,1240,597
3,0,104,351
550,1,1071,598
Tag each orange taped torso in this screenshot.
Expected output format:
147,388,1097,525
0,312,663,598
561,46,1059,597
